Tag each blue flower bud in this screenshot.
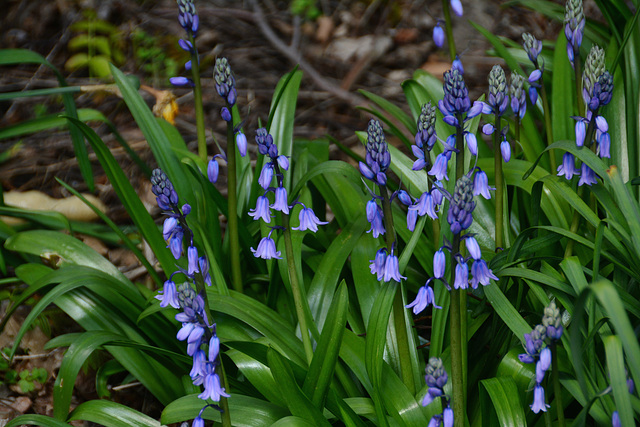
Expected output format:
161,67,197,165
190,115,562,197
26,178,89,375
500,138,511,162
434,249,446,279
188,246,199,275
465,132,478,156
575,119,586,147
450,0,463,16
170,76,194,87
433,22,445,48
258,163,273,189
207,157,219,183
236,131,247,157
396,190,412,206
221,107,232,122
272,186,290,214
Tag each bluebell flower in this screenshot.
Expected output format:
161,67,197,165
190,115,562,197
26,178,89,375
366,205,385,238
578,163,598,186
396,190,412,206
473,170,494,199
443,408,454,427
612,411,621,427
564,0,585,65
500,138,511,162
178,39,194,53
188,246,200,275
366,199,378,222
422,358,453,425
583,45,605,106
470,259,498,288
169,231,184,260
433,22,445,48
151,169,180,210
207,156,220,184
465,132,478,156
487,65,509,116
542,301,564,341
416,191,438,220
429,153,450,181
510,73,527,120
208,335,220,362
199,369,230,401
360,119,390,186
453,259,469,290
272,186,290,214
214,58,237,106
156,279,181,309
434,249,446,279
220,107,232,122
192,416,204,427
190,349,206,379
251,234,282,260
536,347,552,383
382,248,406,282
557,153,580,180
370,248,387,281
407,206,418,231
452,55,464,74
170,76,194,87
293,206,328,232
441,68,471,116
447,175,475,235
198,257,212,286
163,217,179,240
575,119,586,147
177,0,199,35
277,155,289,170
405,284,441,314
249,195,272,223
258,163,274,189
236,131,247,157
523,33,542,65
464,235,481,260
531,384,550,413
450,0,463,16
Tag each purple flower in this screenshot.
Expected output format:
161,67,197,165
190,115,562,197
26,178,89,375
536,347,551,383
406,284,441,315
277,155,289,170
188,246,199,275
450,0,463,16
367,206,386,238
169,231,184,259
612,411,621,427
500,138,511,162
417,191,438,220
236,131,247,157
530,385,549,413
396,190,412,206
470,259,498,288
473,170,493,199
482,123,495,135
249,196,272,223
170,76,194,87
251,235,282,259
453,260,469,290
272,186,289,214
465,132,478,156
199,257,212,286
209,335,220,362
434,249,446,279
578,163,598,186
193,416,204,427
433,22,445,48
429,153,449,181
407,206,418,231
163,217,178,240
557,153,580,180
199,370,230,402
597,130,610,158
464,235,481,260
190,350,206,379
443,407,454,427
207,157,220,183
383,251,407,282
156,279,180,309
370,248,387,281
575,119,586,147
221,107,232,122
258,164,274,189
293,207,328,232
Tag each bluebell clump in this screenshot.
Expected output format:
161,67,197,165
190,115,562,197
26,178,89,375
519,301,564,414
170,0,199,87
564,0,585,66
152,168,226,427
422,358,454,427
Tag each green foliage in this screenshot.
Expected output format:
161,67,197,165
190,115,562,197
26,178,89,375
290,0,321,20
131,29,179,85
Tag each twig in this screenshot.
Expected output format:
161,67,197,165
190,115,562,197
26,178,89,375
248,0,363,106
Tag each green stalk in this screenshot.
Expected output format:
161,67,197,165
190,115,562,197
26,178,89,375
441,0,457,61
282,213,314,364
540,80,556,171
552,343,565,427
573,48,585,117
379,184,415,394
449,119,466,427
188,33,207,162
494,115,504,250
225,120,243,293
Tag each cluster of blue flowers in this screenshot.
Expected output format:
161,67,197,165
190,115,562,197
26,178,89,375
207,58,248,185
249,127,327,259
421,358,454,427
359,119,406,283
170,0,199,87
406,66,498,314
558,45,613,186
564,0,585,66
151,169,227,427
518,301,564,413
481,64,513,162
522,33,544,106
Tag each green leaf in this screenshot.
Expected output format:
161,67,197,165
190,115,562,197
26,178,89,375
483,284,531,342
54,331,126,420
5,415,71,427
303,281,349,407
551,35,576,146
267,348,331,426
68,400,162,427
62,117,175,277
480,377,527,427
604,335,635,427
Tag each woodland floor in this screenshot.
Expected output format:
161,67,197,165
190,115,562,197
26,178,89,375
0,0,587,424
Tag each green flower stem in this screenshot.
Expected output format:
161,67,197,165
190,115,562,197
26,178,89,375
282,212,314,364
573,50,585,116
551,343,565,427
226,119,243,293
442,0,457,61
494,115,505,250
449,119,466,427
378,183,415,394
540,81,556,171
188,34,207,162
